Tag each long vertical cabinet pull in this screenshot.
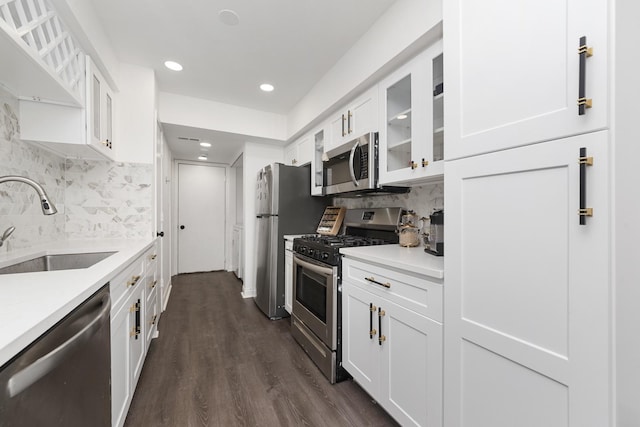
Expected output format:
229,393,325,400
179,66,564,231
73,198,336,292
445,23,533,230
134,299,141,339
579,147,594,225
341,114,346,137
347,110,353,134
578,36,594,115
378,307,386,345
369,303,377,338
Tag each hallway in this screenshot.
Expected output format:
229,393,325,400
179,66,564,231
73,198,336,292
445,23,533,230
124,271,397,426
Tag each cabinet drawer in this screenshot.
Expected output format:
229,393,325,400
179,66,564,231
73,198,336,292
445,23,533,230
343,258,443,322
146,267,158,304
111,258,145,311
144,245,158,271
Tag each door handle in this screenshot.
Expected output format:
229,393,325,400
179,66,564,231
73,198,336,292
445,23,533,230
349,140,360,187
180,225,185,230
157,231,164,237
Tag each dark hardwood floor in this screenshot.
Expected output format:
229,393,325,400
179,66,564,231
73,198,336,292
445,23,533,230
124,271,398,427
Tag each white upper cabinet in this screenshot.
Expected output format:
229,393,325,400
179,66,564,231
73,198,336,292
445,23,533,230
86,56,115,160
326,86,378,152
0,0,84,106
378,40,444,185
284,133,312,167
310,126,325,196
444,0,608,160
19,57,117,161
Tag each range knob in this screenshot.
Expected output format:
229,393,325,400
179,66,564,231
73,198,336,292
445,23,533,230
308,249,315,257
299,247,306,254
322,252,329,261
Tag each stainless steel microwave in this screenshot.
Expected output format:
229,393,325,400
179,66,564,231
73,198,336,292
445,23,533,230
323,133,377,195
322,132,408,196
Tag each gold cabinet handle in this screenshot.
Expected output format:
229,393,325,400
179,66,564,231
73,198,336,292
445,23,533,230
422,158,429,167
150,280,158,289
347,110,353,134
410,161,418,170
378,308,386,346
365,277,391,288
127,275,141,287
341,114,346,137
150,254,157,260
150,314,157,326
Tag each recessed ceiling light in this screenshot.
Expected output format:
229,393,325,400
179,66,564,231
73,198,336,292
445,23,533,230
218,9,240,26
164,61,183,71
200,142,212,148
260,83,274,92
397,114,408,120
198,155,208,161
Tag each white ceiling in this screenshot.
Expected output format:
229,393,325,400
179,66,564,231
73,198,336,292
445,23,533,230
88,0,396,164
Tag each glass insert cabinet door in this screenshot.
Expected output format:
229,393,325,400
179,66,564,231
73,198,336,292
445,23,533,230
385,73,413,173
378,39,443,185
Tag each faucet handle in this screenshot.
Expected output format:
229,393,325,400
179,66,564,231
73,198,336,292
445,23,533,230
0,226,15,247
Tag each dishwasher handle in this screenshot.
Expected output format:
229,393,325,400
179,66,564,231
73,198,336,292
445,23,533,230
6,292,111,398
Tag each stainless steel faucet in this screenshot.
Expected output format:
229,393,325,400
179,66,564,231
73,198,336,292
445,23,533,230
0,226,15,247
0,175,58,215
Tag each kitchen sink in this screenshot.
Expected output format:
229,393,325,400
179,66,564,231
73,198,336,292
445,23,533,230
0,252,116,275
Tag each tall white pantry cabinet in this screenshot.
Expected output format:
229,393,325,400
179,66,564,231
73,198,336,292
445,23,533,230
443,0,639,426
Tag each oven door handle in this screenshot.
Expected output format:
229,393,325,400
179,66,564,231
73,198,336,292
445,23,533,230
293,254,333,277
349,140,360,187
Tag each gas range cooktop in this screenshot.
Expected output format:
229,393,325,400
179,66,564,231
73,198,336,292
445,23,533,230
293,207,403,266
293,234,395,266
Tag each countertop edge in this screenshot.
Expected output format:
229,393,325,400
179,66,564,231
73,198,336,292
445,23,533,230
340,245,444,280
0,238,155,367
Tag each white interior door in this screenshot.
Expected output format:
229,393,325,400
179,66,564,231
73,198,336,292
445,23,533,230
177,163,226,273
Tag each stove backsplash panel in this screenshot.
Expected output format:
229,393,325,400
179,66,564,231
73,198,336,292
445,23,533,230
333,182,444,220
0,86,152,253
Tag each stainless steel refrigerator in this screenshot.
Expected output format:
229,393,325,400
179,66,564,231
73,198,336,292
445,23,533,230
254,163,327,319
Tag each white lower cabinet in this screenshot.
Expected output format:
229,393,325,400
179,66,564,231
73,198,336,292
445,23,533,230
444,131,610,426
110,243,161,427
342,257,443,427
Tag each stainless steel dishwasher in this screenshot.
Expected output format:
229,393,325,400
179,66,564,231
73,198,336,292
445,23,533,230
0,284,111,427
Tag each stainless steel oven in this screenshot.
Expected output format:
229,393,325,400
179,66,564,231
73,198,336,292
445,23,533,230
291,253,341,383
291,208,403,384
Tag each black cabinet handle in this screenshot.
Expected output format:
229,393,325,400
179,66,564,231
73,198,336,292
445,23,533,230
180,225,185,230
365,276,391,288
134,299,141,340
578,36,593,115
579,147,594,225
369,303,377,339
157,231,164,237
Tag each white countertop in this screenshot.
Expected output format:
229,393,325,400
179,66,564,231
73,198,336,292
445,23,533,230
0,238,155,367
340,244,444,279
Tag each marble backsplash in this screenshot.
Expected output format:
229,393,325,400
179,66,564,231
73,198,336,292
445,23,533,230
333,182,444,220
0,86,152,253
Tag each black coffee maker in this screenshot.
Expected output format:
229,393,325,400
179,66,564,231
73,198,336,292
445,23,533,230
424,209,444,256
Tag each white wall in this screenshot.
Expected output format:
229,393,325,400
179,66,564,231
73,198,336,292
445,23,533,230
117,63,156,164
240,142,284,298
286,0,442,139
614,0,640,424
159,92,288,142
